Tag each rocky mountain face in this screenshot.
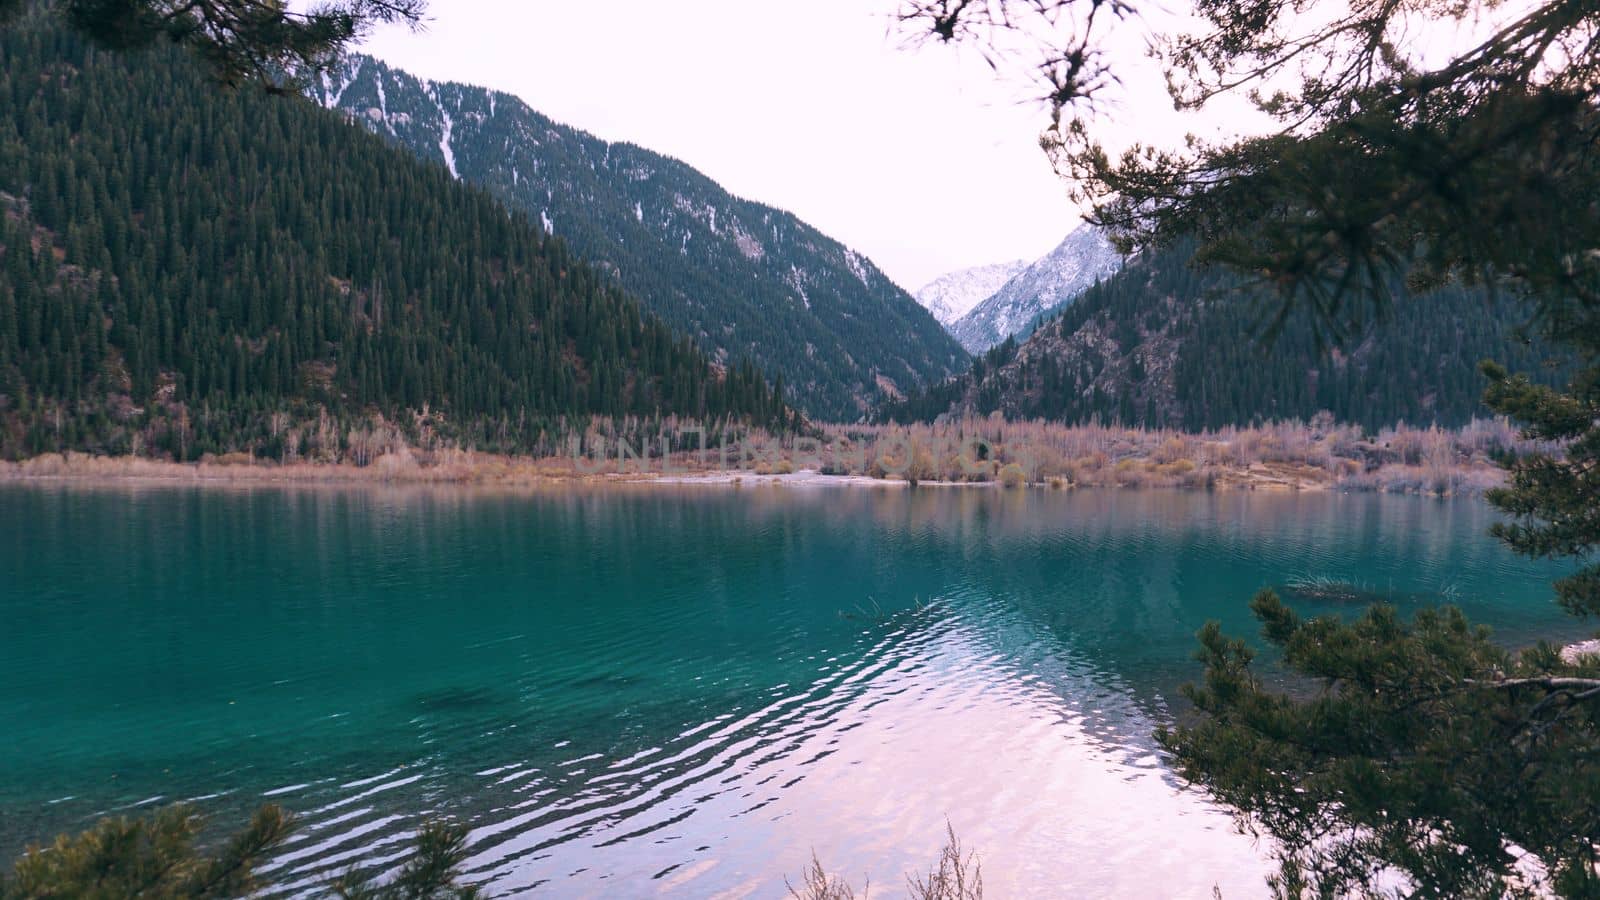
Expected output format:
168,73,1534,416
912,260,1027,326
305,56,968,421
879,242,1557,430
947,224,1122,353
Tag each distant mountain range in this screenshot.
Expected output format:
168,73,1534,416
913,260,1027,326
880,242,1558,430
306,56,968,420
944,224,1123,353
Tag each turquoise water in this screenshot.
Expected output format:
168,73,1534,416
0,484,1584,897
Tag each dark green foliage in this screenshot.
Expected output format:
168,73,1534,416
1482,362,1600,620
903,2,1600,347
1152,258,1600,897
0,24,791,460
305,56,969,421
2,804,477,899
37,0,425,89
879,243,1557,429
1081,39,1600,362
1,803,292,898
1159,591,1600,898
331,822,478,900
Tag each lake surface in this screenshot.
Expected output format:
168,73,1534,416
0,483,1584,897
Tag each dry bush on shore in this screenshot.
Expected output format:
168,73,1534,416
816,414,1543,496
998,463,1027,488
0,412,1548,496
788,825,982,900
788,853,865,900
906,825,983,900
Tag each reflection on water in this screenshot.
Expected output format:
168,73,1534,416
0,484,1577,897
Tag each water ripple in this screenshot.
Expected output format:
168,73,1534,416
1,485,1580,898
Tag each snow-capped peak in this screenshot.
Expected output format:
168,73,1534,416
913,260,1029,327
948,224,1121,353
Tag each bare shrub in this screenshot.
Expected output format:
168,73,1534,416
787,852,862,900
998,463,1027,488
3,413,1537,495
904,447,938,486
1459,416,1520,455
907,824,983,900
1114,457,1148,487
1073,452,1108,474
816,416,1529,495
1385,426,1428,465
373,449,418,481
1029,442,1069,480
1152,435,1189,464
788,826,981,900
1155,458,1197,479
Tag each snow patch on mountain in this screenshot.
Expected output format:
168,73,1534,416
913,260,1028,327
949,224,1121,353
787,266,811,309
374,74,390,134
844,249,872,288
319,59,363,110
438,106,459,179
731,224,764,261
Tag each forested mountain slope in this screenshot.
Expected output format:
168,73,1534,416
879,243,1558,429
306,55,969,421
0,27,789,461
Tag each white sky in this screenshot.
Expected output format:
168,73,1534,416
358,0,1127,292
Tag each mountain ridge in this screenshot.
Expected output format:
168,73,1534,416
880,242,1558,429
0,25,788,460
947,224,1122,353
913,260,1028,326
307,55,969,421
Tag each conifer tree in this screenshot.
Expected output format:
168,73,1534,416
3,0,426,89
903,1,1600,894
0,803,478,899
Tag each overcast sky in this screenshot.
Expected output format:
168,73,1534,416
359,1,1119,292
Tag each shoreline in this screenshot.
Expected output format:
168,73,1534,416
0,450,1504,495
2,418,1533,496
7,452,1593,665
